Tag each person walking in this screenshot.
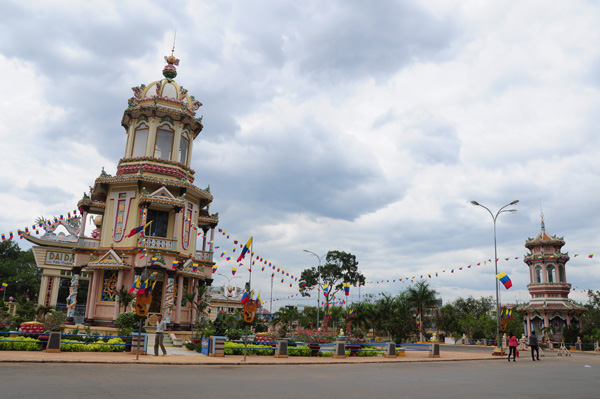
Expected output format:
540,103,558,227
155,314,167,356
508,332,518,362
529,330,540,361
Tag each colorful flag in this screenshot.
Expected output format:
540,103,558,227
172,260,179,270
137,279,148,295
192,263,198,272
212,265,218,274
496,272,513,289
125,221,152,238
343,282,350,296
241,290,249,305
127,277,140,294
1,282,7,290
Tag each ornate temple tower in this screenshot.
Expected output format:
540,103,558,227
520,216,584,338
69,53,218,328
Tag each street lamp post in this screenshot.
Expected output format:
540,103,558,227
471,200,518,354
217,273,240,314
303,250,324,328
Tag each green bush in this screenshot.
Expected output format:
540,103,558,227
0,337,42,351
114,312,140,330
289,345,311,357
224,342,275,356
44,311,66,332
61,338,126,352
185,341,195,351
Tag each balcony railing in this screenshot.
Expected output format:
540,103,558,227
195,250,214,262
145,236,176,250
77,237,100,249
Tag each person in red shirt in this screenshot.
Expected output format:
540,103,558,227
508,332,519,362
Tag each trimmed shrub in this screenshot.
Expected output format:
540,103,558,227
0,337,42,351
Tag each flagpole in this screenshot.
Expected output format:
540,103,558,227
243,237,253,363
270,273,273,316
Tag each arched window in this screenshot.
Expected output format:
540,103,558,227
155,124,174,160
547,264,555,283
534,266,542,283
179,131,190,165
558,265,565,283
132,123,149,157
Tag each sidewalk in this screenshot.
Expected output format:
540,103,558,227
0,346,499,365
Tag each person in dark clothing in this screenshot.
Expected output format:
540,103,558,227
529,330,540,361
508,332,518,362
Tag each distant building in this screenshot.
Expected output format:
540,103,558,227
519,217,585,339
208,285,244,321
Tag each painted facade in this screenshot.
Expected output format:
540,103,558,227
519,218,585,339
26,53,218,330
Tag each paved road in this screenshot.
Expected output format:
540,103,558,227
1,352,598,399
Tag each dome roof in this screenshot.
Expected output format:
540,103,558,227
126,53,202,117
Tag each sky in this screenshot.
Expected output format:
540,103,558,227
1,0,599,311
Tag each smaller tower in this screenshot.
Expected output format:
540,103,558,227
520,216,585,339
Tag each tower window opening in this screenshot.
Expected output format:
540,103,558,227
547,264,555,283
179,132,190,165
132,123,149,157
155,124,174,160
534,266,542,283
145,209,169,238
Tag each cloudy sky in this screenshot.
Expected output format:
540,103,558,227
1,0,599,310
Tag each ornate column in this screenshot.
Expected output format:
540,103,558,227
84,272,95,320
526,313,531,336
209,227,215,251
78,208,89,239
112,269,124,323
543,312,549,329
164,271,175,325
85,271,100,325
38,275,50,306
173,207,181,241
66,267,82,325
191,278,198,326
202,228,208,251
173,274,184,330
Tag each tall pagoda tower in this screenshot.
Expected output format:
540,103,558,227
66,52,219,328
520,216,584,339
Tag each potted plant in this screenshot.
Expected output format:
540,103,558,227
43,310,66,352
346,328,366,356
294,328,337,356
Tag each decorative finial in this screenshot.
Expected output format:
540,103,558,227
540,200,545,231
163,31,179,79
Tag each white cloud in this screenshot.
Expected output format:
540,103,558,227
1,0,599,311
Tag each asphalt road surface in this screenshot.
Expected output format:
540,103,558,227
1,350,599,399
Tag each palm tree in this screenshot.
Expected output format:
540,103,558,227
373,293,396,340
117,286,136,313
405,280,438,342
183,284,209,337
36,305,55,321
272,307,299,336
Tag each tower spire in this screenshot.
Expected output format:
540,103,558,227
540,200,545,232
162,30,180,79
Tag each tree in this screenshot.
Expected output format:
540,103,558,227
0,241,40,299
405,280,438,342
271,306,299,336
117,286,135,313
298,250,365,328
183,283,209,337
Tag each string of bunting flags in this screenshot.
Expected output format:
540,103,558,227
1,209,83,241
2,215,597,299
